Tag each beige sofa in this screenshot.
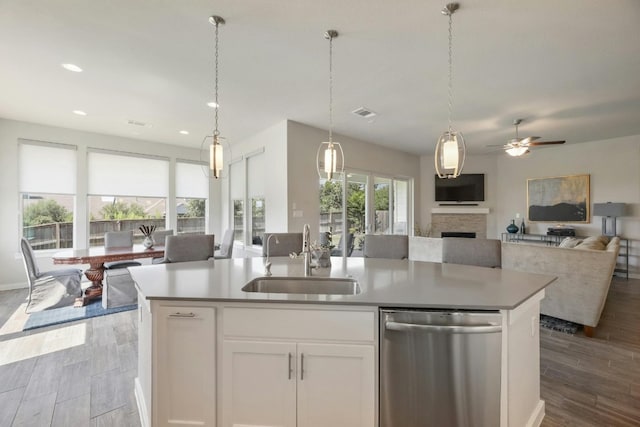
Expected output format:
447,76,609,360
502,236,620,337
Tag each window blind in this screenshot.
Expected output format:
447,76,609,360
19,140,77,194
88,150,169,197
176,161,209,199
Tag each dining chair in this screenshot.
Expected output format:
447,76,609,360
363,234,408,259
330,232,355,257
151,229,174,264
104,230,142,269
262,233,304,257
20,237,83,313
214,229,236,259
442,237,502,268
160,234,215,263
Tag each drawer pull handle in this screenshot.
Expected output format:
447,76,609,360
300,353,305,380
169,312,196,318
288,353,293,380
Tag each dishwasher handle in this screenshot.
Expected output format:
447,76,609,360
385,321,502,334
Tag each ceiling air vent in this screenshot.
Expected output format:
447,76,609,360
351,107,377,119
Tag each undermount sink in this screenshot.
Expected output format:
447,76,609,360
242,276,361,295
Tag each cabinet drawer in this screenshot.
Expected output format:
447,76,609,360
223,307,375,342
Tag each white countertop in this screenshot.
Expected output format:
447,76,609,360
129,257,556,310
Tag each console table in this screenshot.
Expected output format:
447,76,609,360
501,233,562,246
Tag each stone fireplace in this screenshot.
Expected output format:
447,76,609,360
430,208,489,239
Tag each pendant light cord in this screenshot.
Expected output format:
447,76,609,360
328,34,334,144
214,20,220,138
447,11,453,134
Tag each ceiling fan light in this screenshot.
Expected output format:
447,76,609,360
506,146,528,157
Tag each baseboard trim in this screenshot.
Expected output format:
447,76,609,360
0,282,27,292
526,400,546,427
134,377,150,427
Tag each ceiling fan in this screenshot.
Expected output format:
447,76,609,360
489,119,565,156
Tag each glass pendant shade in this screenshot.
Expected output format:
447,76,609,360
317,141,344,180
209,136,223,178
435,130,465,178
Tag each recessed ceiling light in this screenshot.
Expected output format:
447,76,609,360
62,63,83,73
207,101,219,108
179,130,189,135
73,110,87,116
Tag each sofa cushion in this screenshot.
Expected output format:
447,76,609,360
574,235,609,251
558,237,583,248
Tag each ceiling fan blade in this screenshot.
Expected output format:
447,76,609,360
486,144,507,147
520,136,540,145
528,141,565,146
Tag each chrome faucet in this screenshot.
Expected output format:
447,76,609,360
302,224,312,277
264,234,279,276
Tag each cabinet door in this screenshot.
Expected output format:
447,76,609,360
155,306,216,427
222,340,297,427
296,343,375,427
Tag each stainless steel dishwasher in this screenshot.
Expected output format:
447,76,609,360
380,309,502,427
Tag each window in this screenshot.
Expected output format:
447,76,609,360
230,161,244,243
19,141,77,250
373,176,391,234
247,153,265,246
393,179,409,234
176,161,208,235
87,150,169,246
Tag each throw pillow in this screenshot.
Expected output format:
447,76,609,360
574,239,606,251
558,237,583,248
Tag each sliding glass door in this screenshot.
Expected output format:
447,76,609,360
319,172,411,257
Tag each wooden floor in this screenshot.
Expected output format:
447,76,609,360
0,290,140,426
0,277,638,426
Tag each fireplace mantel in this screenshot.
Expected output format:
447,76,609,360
431,207,490,215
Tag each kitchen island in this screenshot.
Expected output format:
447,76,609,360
130,256,555,427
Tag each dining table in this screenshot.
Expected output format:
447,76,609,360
52,244,165,305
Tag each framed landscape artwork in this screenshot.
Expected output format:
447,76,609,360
527,174,590,222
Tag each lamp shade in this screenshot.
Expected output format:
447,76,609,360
593,202,625,217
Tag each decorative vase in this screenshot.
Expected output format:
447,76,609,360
520,219,526,234
506,220,519,234
143,235,155,249
312,249,332,268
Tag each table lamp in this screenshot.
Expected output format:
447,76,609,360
592,202,625,236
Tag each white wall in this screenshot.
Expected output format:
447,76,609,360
419,153,499,238
419,135,640,274
287,120,421,240
0,118,217,288
495,135,640,274
220,121,288,245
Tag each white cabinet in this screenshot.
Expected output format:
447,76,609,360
222,341,297,427
296,343,374,427
155,305,216,427
221,307,376,427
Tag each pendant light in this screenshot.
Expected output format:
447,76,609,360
316,29,344,181
202,15,225,179
434,3,466,179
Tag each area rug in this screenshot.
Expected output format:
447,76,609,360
539,314,580,334
23,299,137,331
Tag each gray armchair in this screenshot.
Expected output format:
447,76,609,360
20,237,83,313
214,229,236,259
104,230,142,269
442,237,502,268
159,234,215,263
262,233,303,257
363,234,408,259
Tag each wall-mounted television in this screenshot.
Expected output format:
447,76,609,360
435,173,485,202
